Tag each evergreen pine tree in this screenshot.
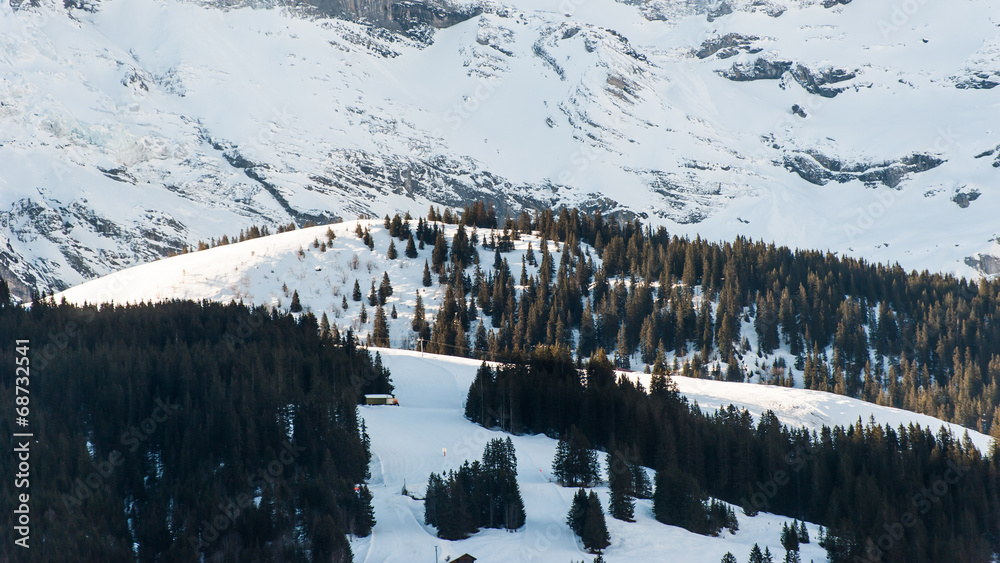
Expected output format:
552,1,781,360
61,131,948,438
405,233,418,258
423,260,433,287
290,290,303,313
653,467,706,533
721,553,738,563
577,301,597,360
615,324,631,369
607,450,635,521
454,323,469,357
482,437,525,530
372,306,389,347
413,293,426,333
780,522,800,553
432,230,449,272
581,491,611,552
354,485,376,536
553,426,599,487
320,312,331,338
567,488,588,536
630,463,652,499
474,321,488,358
749,543,764,563
353,280,362,302
387,239,398,260
379,272,393,304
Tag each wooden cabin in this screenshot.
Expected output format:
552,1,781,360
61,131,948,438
364,394,399,406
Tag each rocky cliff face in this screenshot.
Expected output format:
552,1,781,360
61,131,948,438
303,0,479,34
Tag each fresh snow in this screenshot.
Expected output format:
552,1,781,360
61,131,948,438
355,348,831,563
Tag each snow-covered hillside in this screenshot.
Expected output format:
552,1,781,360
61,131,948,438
354,348,988,562
358,348,813,563
3,0,999,295
54,216,997,559
55,219,993,454
57,219,524,349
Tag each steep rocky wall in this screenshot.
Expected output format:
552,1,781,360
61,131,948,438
304,0,479,31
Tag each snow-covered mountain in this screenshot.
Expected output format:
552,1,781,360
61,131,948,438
4,0,1000,296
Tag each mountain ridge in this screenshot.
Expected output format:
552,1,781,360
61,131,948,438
2,0,998,297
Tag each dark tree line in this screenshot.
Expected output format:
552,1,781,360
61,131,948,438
0,297,382,562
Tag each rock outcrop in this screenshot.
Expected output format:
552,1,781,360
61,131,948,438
783,151,944,188
695,33,762,60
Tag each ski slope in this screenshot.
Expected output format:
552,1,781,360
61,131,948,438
353,348,830,563
354,348,990,562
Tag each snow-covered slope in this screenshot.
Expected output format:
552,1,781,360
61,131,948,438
357,348,820,563
55,217,995,559
55,219,993,453
354,347,987,562
57,219,511,349
6,0,999,293
640,373,992,453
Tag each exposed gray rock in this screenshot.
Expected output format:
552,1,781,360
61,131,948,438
718,58,859,97
974,147,997,159
717,58,792,81
954,71,999,90
707,1,733,21
965,254,1000,276
952,188,981,208
789,64,857,97
65,0,481,37
783,151,945,188
972,145,1000,167
694,33,762,60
